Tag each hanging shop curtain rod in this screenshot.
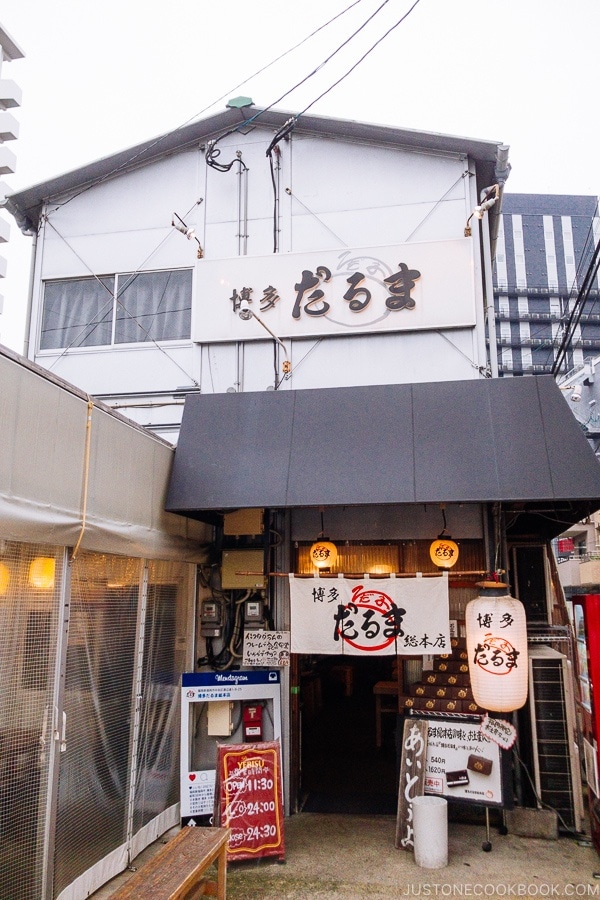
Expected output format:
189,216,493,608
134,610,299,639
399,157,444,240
235,570,487,578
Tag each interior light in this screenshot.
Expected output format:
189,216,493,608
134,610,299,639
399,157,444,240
29,557,56,590
0,562,10,596
309,540,338,570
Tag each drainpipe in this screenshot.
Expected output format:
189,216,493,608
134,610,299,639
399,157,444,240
481,145,511,379
1,194,39,359
22,228,37,359
480,205,499,378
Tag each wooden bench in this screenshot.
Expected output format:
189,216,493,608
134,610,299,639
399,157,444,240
110,826,230,900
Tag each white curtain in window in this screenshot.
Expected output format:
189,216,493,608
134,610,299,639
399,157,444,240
115,269,192,343
40,277,115,350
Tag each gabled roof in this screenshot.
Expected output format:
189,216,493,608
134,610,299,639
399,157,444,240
5,105,508,232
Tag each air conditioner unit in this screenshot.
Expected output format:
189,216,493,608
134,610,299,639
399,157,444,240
527,645,584,832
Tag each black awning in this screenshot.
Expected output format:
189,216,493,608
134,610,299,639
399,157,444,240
166,376,600,537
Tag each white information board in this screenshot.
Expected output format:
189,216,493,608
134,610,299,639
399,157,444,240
243,631,291,667
421,716,505,807
180,670,282,822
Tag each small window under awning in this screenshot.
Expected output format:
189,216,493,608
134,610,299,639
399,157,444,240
165,376,600,538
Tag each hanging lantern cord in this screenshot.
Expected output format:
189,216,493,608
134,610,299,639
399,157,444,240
438,507,450,538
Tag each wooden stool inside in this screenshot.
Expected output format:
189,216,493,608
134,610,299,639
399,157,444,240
329,664,354,697
373,681,399,749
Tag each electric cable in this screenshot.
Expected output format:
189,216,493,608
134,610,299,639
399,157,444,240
501,202,600,375
512,744,582,837
265,0,423,155
208,0,396,175
55,0,368,208
262,0,395,153
551,232,600,376
284,186,348,246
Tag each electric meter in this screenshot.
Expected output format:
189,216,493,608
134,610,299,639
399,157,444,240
200,598,224,638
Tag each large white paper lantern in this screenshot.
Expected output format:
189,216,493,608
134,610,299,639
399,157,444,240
465,582,528,712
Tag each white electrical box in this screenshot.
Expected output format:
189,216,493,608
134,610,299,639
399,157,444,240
207,700,233,736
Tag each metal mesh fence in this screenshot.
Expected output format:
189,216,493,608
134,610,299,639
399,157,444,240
0,545,193,899
131,560,189,835
0,541,62,900
53,552,141,896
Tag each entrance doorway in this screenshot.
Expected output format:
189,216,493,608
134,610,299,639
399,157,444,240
298,655,399,814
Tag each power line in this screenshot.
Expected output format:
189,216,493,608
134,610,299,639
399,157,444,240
208,0,397,168
265,0,424,153
54,0,369,209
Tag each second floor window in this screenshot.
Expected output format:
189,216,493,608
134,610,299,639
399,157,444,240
40,268,192,350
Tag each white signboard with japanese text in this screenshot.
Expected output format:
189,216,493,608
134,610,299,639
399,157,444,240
423,717,504,806
289,575,450,656
180,671,282,824
243,631,291,667
193,239,476,342
182,769,216,818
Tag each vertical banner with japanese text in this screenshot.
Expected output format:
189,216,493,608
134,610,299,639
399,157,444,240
289,575,450,656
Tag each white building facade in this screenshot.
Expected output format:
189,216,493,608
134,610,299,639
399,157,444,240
7,105,600,887
7,105,508,439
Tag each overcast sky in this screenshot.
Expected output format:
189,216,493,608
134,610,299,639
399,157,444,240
1,0,598,351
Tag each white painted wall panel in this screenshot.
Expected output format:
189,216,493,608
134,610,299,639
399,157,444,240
28,123,490,434
37,344,197,394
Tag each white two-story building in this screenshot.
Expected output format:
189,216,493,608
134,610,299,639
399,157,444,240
5,103,600,892
7,102,509,436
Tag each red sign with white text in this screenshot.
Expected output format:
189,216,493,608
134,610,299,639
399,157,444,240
217,741,285,862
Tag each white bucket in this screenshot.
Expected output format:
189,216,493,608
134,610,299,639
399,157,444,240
412,795,448,869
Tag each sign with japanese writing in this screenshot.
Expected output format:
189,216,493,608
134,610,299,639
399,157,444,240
395,719,428,850
465,594,528,712
422,717,504,806
194,239,476,342
180,671,283,828
181,769,216,819
217,740,285,862
289,575,450,656
480,714,517,750
243,631,291,667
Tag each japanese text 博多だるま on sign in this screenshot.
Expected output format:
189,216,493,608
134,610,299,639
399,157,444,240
289,575,450,656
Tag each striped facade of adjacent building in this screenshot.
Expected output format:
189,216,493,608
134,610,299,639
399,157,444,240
493,193,600,376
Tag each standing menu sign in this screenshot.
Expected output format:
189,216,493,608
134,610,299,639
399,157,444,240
420,715,508,807
216,740,285,862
